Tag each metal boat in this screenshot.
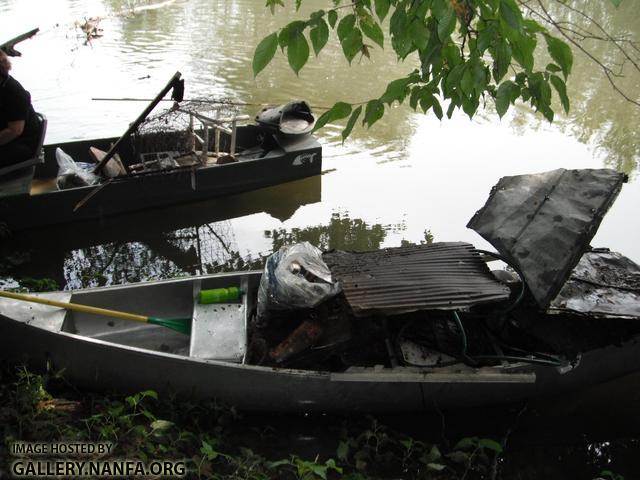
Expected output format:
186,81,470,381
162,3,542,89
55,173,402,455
0,73,321,232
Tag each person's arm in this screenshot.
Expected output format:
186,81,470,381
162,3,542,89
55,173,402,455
0,119,25,145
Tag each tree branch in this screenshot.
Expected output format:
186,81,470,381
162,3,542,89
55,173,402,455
525,0,640,108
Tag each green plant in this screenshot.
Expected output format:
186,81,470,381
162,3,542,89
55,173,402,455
255,0,632,141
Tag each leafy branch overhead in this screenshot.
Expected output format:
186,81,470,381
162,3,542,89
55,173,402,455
254,0,625,139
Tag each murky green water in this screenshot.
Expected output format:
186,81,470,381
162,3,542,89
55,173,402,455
1,0,638,289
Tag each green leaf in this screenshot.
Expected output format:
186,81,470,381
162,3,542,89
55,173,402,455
462,95,479,117
523,18,545,34
477,23,496,52
478,438,504,453
266,0,285,14
427,463,447,472
364,99,384,127
140,389,158,400
342,105,362,141
500,0,523,31
337,14,357,42
337,440,350,461
495,80,514,117
151,419,174,431
444,64,464,94
609,0,623,6
510,33,536,72
375,0,391,21
460,67,474,96
409,86,422,110
328,10,338,29
278,21,306,50
484,0,499,13
446,451,471,464
341,29,364,63
310,19,330,55
410,19,430,50
266,459,291,469
252,33,278,76
493,39,512,82
446,100,457,118
314,102,352,131
544,34,573,80
361,17,384,48
546,63,562,73
437,7,457,42
550,74,570,113
380,77,412,104
425,445,442,463
287,30,310,75
432,97,443,119
200,440,219,461
419,94,433,113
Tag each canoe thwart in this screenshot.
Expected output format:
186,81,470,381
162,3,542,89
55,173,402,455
189,281,247,362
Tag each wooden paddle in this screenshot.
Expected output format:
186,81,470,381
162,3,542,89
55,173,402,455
92,71,183,175
0,28,39,56
0,290,191,334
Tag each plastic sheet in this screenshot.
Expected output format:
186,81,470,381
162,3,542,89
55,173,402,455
56,147,100,189
257,242,341,322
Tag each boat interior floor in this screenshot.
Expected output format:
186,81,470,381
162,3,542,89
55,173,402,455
30,178,58,195
86,322,192,356
0,166,35,198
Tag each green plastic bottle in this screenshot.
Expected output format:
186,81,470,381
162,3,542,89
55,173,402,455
198,287,242,304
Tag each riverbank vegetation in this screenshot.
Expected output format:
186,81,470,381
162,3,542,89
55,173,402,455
0,363,632,479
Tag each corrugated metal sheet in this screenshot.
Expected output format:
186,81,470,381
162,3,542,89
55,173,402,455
323,242,511,317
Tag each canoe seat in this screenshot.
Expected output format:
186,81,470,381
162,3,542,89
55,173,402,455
189,279,249,362
0,112,47,178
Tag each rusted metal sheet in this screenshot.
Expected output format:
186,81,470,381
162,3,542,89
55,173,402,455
467,168,627,309
548,250,640,320
323,242,511,317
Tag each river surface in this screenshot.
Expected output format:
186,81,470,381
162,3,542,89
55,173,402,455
1,1,640,477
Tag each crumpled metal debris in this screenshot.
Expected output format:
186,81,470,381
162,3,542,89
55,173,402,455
548,249,640,319
467,168,627,309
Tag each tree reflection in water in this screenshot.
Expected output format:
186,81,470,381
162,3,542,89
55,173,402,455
56,212,395,290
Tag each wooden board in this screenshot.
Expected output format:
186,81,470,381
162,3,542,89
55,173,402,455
89,147,127,178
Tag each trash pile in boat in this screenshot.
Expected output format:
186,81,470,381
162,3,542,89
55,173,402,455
52,72,317,190
246,168,640,371
54,96,243,189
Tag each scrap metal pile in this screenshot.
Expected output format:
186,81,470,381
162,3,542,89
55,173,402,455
247,169,640,371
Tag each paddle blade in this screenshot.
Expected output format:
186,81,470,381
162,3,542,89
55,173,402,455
147,317,191,334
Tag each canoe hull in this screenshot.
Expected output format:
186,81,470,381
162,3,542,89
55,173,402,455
0,132,322,231
1,272,639,413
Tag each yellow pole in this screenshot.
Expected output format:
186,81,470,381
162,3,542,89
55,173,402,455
0,290,149,323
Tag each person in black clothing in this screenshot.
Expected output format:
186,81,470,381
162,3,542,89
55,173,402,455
0,49,40,167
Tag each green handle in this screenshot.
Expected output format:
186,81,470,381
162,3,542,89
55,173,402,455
198,287,242,304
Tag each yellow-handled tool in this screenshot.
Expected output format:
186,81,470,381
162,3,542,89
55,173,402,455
0,290,191,334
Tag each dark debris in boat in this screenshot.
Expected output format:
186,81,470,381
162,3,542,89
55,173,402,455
548,249,640,319
248,243,640,372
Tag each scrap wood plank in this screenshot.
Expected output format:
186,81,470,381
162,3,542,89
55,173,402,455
89,147,126,178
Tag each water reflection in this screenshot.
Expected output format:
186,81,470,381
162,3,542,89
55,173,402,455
0,175,321,289
0,174,410,290
503,0,640,174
